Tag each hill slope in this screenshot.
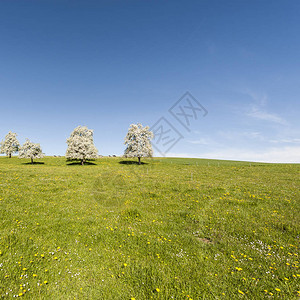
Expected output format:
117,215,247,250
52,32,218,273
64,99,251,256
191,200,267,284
0,157,299,299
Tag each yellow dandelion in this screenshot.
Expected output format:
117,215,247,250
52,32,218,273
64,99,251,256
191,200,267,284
156,288,160,292
238,290,244,295
275,288,280,292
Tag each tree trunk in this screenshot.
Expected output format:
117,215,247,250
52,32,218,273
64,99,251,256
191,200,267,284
31,158,34,164
138,157,141,165
81,159,84,166
9,153,11,158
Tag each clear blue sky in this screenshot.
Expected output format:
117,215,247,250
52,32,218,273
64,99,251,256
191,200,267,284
0,0,299,162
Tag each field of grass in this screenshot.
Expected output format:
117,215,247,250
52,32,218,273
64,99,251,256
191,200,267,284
0,156,299,299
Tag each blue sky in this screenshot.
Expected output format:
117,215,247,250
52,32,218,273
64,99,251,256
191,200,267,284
0,0,299,162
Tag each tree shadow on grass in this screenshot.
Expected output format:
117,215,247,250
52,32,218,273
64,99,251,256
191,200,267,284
22,162,45,165
66,161,96,166
119,160,148,165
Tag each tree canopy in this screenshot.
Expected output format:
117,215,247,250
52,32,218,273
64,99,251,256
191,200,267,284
124,123,153,164
0,131,20,158
18,139,44,164
66,126,98,165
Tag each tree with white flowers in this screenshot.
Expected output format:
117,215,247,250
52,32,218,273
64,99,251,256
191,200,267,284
0,131,20,158
18,139,44,164
124,123,154,165
66,126,98,165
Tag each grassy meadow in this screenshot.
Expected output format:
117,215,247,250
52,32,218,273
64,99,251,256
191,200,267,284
0,156,299,299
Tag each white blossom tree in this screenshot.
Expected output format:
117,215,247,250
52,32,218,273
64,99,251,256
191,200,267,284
18,139,44,164
66,126,98,165
0,131,20,158
124,123,154,165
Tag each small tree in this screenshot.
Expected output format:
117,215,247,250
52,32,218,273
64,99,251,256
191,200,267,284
124,123,153,164
0,131,20,158
18,139,44,164
66,126,98,165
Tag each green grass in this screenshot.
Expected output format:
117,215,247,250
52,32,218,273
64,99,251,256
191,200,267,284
0,156,299,299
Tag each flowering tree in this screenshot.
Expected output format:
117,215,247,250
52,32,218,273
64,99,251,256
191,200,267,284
124,123,154,165
18,139,44,164
66,126,98,165
0,131,20,158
